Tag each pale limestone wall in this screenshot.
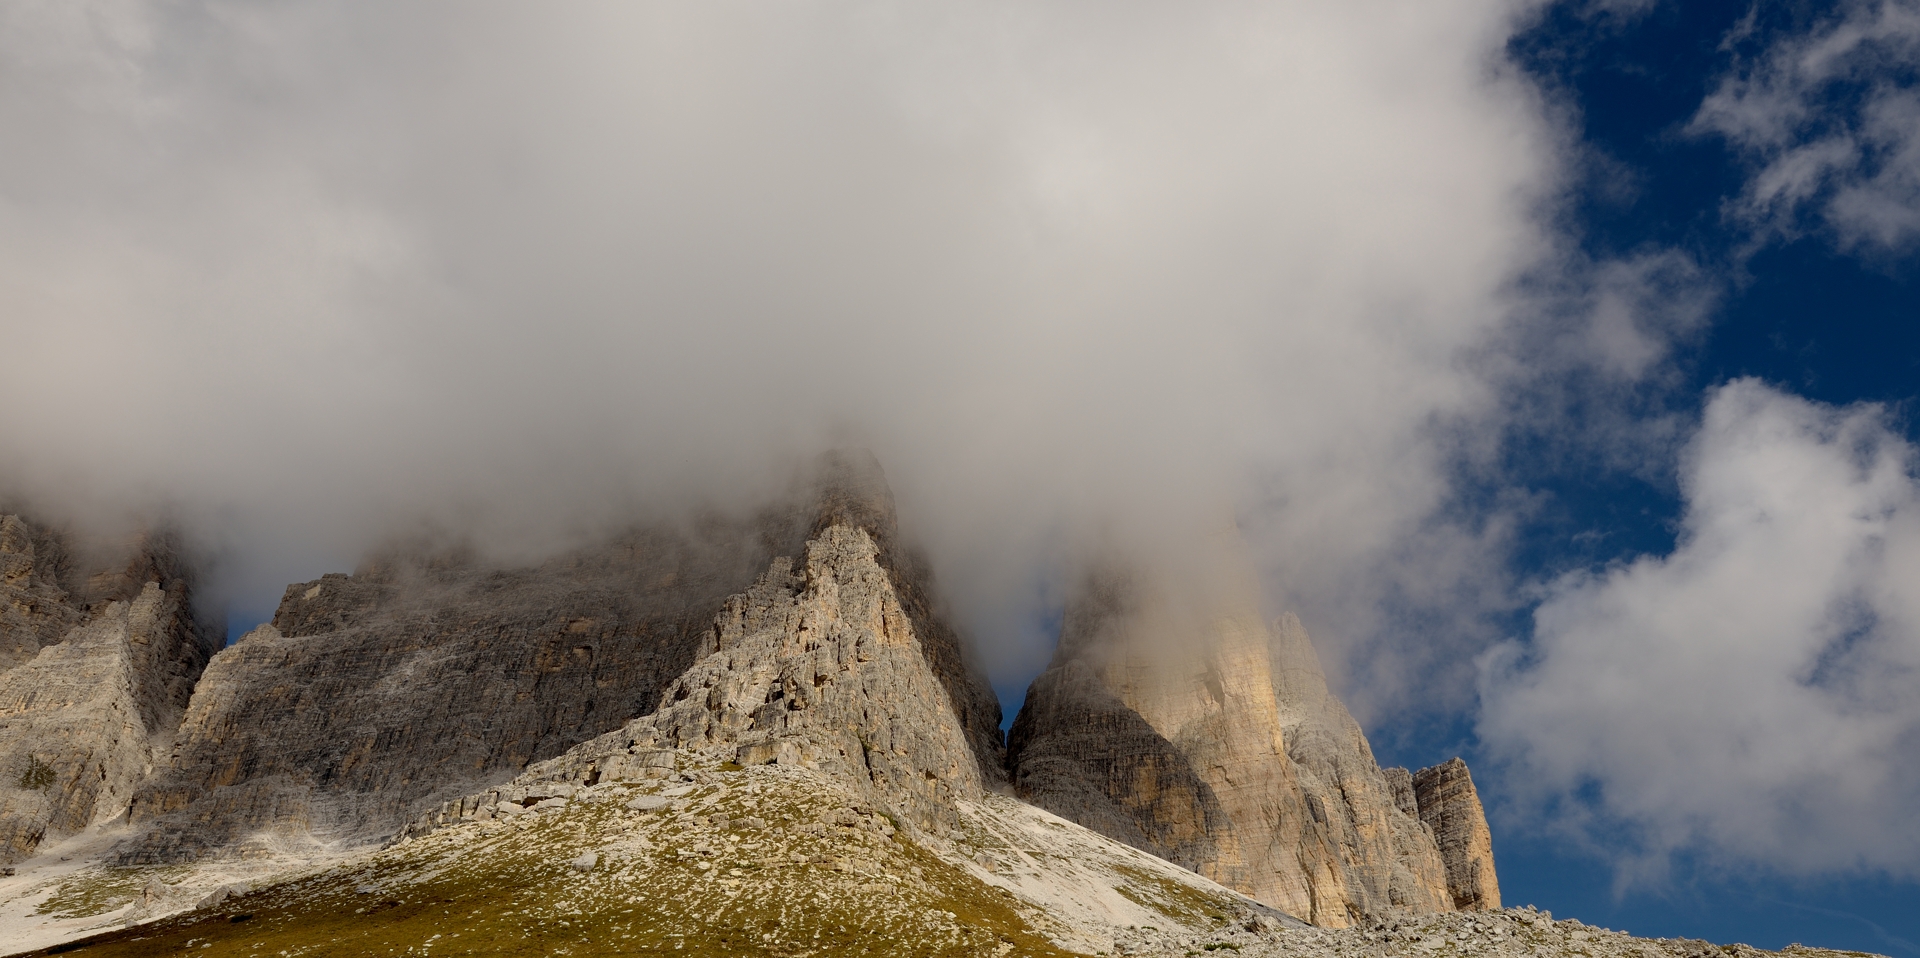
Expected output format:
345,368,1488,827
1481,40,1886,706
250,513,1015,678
0,515,81,674
1009,530,1477,926
119,453,1005,861
1413,757,1501,911
118,511,807,864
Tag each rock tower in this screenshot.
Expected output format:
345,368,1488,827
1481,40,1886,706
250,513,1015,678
1008,529,1497,925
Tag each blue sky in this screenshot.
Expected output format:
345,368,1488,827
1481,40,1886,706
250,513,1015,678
1381,3,1920,953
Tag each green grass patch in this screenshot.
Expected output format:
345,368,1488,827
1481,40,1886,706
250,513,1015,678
1108,864,1240,927
34,866,193,920
37,774,1090,958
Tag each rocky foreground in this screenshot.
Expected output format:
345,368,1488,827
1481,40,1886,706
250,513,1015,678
0,751,1880,958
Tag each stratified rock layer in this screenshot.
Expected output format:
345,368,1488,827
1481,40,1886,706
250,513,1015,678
1008,531,1476,926
1411,757,1500,911
0,518,217,863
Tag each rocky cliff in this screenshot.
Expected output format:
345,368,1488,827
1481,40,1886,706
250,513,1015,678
410,457,1006,837
117,515,803,864
0,517,218,864
1410,757,1501,911
511,523,998,834
1007,529,1488,926
0,516,82,674
119,452,1003,862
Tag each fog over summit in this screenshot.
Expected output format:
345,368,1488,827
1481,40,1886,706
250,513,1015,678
0,0,1563,693
3,0,1918,912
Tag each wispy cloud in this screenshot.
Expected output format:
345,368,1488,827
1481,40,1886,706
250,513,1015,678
1692,0,1920,254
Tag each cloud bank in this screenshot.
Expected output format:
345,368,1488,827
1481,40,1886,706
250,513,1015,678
0,0,1574,686
1481,379,1920,879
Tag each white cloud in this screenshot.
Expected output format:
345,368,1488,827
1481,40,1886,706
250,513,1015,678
1693,0,1920,253
0,1,1592,683
1480,379,1920,879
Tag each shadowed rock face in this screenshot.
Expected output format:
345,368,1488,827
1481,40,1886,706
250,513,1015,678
0,515,82,674
1003,653,1233,870
1411,757,1500,911
0,518,219,863
119,452,1004,862
119,515,808,864
1008,530,1481,926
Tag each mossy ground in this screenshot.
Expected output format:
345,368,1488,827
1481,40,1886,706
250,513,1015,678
23,765,1083,958
1108,864,1233,929
32,867,191,921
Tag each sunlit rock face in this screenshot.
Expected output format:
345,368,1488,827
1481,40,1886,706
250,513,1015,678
1411,757,1501,911
627,523,1000,831
0,517,219,863
1007,529,1491,926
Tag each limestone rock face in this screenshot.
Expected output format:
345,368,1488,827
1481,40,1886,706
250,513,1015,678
0,515,82,673
642,524,999,829
1410,757,1500,911
440,494,1006,836
1384,766,1419,817
1267,612,1457,920
122,452,1003,860
0,518,218,863
119,516,802,863
799,451,1005,790
1008,531,1473,926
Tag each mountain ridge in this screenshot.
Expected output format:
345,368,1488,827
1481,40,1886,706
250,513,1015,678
0,457,1871,956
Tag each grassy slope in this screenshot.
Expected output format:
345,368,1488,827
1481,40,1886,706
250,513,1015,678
23,765,1083,958
16,762,1881,958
